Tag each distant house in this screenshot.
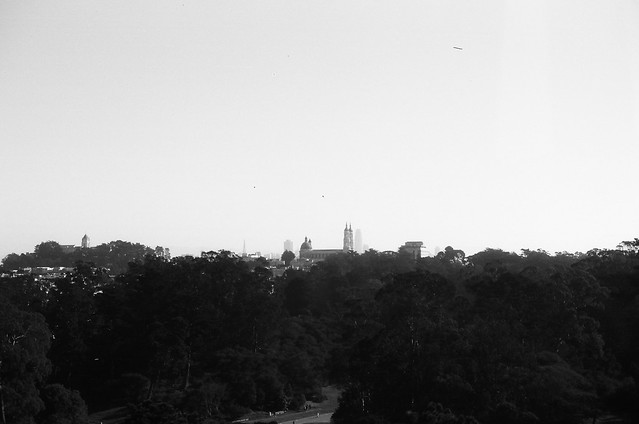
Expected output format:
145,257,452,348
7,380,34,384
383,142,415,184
399,241,424,260
60,244,77,254
60,234,91,253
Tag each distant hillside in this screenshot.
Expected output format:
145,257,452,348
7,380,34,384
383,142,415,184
1,240,165,274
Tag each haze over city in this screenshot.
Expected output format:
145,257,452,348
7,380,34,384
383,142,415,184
2,1,638,260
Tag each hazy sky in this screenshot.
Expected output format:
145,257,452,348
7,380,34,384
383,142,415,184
2,0,638,259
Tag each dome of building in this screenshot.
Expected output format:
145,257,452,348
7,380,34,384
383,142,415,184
300,236,312,251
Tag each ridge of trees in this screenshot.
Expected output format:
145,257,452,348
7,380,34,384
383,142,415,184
0,242,638,423
2,240,163,275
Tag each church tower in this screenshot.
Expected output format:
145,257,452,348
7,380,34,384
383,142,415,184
81,234,90,249
343,223,354,252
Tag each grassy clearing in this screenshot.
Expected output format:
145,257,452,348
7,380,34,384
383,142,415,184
245,386,342,424
88,386,342,424
88,406,128,424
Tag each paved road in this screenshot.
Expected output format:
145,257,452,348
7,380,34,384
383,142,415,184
280,412,333,424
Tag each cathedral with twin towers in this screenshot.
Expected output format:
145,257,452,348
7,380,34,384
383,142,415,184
299,223,354,262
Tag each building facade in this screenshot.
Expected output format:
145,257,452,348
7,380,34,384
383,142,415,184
354,228,363,253
284,239,294,253
299,223,355,262
399,241,424,259
343,223,353,252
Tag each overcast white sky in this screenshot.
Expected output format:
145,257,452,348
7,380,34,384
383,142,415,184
1,0,638,259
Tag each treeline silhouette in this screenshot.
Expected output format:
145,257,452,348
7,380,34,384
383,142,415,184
2,240,161,275
1,241,639,424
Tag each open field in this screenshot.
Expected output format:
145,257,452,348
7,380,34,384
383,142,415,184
88,386,341,424
88,407,128,424
243,386,340,424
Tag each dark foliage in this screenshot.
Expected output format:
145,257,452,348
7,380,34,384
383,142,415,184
1,240,158,275
38,384,88,424
1,241,639,423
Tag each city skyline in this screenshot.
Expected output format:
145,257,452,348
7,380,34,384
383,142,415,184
1,222,630,262
2,1,638,262
9,225,372,259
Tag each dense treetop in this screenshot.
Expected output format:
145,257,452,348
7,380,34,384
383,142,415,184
2,240,161,274
1,240,639,423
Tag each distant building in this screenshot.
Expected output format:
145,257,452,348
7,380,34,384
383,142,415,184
299,238,342,261
201,251,216,259
354,229,363,254
298,223,354,262
284,239,294,252
154,246,171,259
31,266,74,280
60,234,91,254
299,237,313,258
399,241,424,260
343,223,353,252
60,244,77,254
201,251,240,260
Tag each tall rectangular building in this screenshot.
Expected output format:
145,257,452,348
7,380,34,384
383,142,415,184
284,239,294,252
354,229,363,253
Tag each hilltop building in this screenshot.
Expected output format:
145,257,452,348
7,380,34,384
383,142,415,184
60,244,77,254
60,234,91,254
399,241,424,259
154,246,171,259
299,223,354,262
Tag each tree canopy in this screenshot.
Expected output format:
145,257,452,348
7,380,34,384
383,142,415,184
1,240,639,423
